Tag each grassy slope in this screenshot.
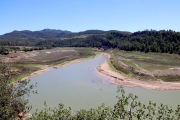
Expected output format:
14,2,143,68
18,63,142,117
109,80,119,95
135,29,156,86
107,59,116,71
109,50,180,82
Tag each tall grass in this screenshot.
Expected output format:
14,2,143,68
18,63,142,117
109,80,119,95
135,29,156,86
107,59,116,71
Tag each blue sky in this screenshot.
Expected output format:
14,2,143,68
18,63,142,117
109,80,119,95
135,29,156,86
1,0,180,35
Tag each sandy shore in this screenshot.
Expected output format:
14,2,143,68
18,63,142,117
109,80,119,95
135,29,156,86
96,53,180,90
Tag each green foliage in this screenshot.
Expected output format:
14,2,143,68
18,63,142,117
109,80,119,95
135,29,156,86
0,45,20,55
107,59,116,71
36,34,111,48
46,45,52,49
22,46,45,52
35,30,180,55
32,86,180,119
0,63,37,119
114,30,180,54
89,51,102,55
0,45,9,55
10,73,29,83
111,59,130,74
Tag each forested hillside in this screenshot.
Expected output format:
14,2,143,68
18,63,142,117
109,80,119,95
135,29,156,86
36,30,180,54
1,29,180,54
115,30,180,54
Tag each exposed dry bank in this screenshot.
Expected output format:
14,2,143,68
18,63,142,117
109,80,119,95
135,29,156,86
0,47,101,84
96,53,180,90
15,54,98,84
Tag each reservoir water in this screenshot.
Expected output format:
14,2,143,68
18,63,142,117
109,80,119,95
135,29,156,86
25,55,180,113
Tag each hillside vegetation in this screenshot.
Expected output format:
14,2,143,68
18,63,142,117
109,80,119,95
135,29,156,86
37,30,180,54
0,29,112,46
1,29,180,54
108,49,180,82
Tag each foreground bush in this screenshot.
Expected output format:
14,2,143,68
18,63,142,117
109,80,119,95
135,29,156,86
0,63,37,120
32,86,180,120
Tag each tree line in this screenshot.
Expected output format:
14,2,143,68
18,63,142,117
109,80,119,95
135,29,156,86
36,30,180,54
113,30,180,54
0,46,52,55
1,29,180,54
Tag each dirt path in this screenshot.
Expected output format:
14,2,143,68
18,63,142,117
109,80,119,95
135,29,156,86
96,53,180,90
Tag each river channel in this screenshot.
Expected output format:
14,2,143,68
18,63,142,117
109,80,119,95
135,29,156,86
25,55,180,113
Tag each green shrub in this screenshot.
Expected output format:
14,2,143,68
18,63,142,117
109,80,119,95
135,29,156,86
0,63,37,119
32,86,180,119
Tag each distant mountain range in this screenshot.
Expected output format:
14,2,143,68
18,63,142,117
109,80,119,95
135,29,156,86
0,29,114,40
41,29,72,33
0,29,116,46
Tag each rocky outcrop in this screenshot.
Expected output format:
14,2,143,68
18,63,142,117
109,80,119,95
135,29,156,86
15,111,32,120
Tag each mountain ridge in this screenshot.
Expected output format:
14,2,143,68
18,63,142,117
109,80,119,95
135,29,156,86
0,29,117,46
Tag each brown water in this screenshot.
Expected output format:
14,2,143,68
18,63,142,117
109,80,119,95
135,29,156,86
25,55,180,113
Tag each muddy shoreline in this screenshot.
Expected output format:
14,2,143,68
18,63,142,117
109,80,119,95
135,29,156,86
12,52,180,90
12,54,100,85
96,53,180,90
